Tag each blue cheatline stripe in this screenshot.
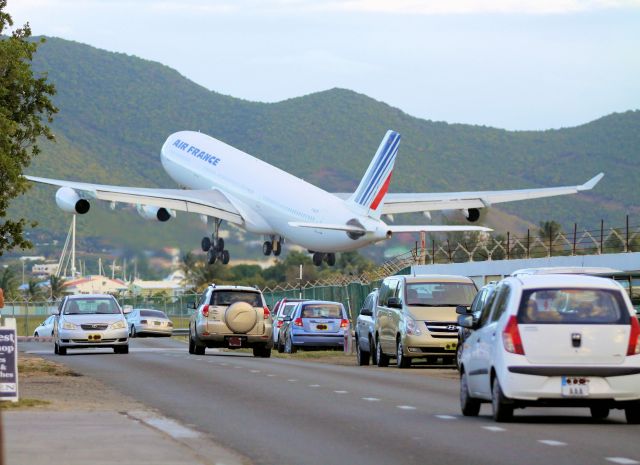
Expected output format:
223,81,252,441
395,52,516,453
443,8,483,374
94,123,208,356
357,134,400,205
355,133,399,205
361,142,398,206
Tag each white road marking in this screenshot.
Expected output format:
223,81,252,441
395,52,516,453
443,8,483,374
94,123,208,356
267,374,276,377
129,411,200,439
334,390,348,394
538,440,567,447
397,405,417,410
308,384,321,387
250,370,261,373
287,379,298,382
482,426,506,432
220,363,229,366
435,415,456,420
606,459,640,465
361,397,380,402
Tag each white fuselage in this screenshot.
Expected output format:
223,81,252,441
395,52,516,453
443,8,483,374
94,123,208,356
160,131,388,252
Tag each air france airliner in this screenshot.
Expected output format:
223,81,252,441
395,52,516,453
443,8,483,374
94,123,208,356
26,130,603,266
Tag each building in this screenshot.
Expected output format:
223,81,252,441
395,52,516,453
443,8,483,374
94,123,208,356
63,275,128,294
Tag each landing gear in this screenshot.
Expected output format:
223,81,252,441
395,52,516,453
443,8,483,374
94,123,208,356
202,218,231,265
312,252,336,267
263,236,283,256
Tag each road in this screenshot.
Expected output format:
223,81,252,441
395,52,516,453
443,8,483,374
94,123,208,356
22,338,640,465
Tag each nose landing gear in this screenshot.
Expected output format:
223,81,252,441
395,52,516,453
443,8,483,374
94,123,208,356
263,236,283,256
201,219,230,265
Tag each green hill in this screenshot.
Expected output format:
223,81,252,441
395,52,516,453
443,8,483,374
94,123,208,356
9,37,640,259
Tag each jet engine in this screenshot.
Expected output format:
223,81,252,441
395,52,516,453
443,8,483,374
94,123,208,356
463,208,481,222
55,187,90,214
136,205,172,222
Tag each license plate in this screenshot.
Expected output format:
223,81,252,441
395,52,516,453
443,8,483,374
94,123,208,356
561,376,590,397
154,321,161,325
228,336,242,347
316,324,328,330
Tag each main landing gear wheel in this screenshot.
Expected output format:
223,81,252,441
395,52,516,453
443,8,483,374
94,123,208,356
263,241,273,256
204,218,231,265
312,252,324,266
326,253,336,266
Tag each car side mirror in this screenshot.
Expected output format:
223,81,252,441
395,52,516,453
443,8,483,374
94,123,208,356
457,314,476,329
387,297,402,309
360,308,373,317
122,305,133,315
456,305,470,315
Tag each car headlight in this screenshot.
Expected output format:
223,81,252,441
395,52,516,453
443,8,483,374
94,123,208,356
110,320,126,330
405,316,422,336
62,322,78,330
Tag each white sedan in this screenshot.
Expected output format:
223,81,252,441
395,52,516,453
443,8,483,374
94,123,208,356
127,308,174,337
458,274,640,423
33,315,56,337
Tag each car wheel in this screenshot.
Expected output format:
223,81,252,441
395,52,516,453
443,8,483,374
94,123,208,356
285,335,297,354
460,370,481,416
130,325,137,338
370,336,378,365
34,331,39,338
58,345,67,356
625,402,640,424
456,345,463,371
356,338,370,366
188,330,195,354
396,339,411,368
590,406,610,420
54,341,59,354
376,338,389,367
194,343,206,355
491,377,514,422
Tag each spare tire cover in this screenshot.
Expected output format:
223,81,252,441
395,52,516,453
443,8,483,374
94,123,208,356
225,302,257,334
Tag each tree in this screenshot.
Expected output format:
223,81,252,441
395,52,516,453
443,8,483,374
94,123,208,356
49,274,66,299
0,2,57,255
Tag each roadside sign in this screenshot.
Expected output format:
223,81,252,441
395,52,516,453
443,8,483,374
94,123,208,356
0,324,18,402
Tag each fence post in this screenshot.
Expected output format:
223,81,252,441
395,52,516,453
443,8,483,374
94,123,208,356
573,223,577,255
506,232,510,260
626,215,630,252
526,229,530,258
600,219,604,254
432,240,435,264
446,240,452,263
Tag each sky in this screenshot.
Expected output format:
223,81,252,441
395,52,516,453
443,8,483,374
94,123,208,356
10,0,640,130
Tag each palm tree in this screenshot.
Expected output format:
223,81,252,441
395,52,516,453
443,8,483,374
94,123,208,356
0,268,17,300
26,279,43,301
49,275,67,300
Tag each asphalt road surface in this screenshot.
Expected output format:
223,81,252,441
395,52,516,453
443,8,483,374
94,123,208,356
22,338,640,465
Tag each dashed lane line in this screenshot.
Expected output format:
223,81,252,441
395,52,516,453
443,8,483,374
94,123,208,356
482,426,506,432
308,384,321,387
362,397,381,402
606,459,640,465
435,415,456,420
538,440,567,447
334,390,348,394
397,405,417,411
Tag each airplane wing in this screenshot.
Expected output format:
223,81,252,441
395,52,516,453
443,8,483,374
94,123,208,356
333,173,603,215
24,175,244,224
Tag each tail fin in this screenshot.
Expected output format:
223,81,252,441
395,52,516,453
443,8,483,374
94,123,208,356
348,130,400,218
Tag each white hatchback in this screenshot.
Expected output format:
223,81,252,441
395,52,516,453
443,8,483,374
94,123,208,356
458,274,640,423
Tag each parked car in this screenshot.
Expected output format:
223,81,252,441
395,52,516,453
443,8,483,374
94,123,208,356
126,308,174,337
33,315,55,337
53,294,130,355
188,284,273,357
272,298,306,351
355,289,378,366
280,300,349,353
275,301,305,352
458,274,640,423
456,281,498,370
375,274,477,368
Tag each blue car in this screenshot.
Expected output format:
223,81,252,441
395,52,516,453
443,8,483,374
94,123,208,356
282,300,349,353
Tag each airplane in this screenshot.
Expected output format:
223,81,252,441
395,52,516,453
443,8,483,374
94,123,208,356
25,130,603,266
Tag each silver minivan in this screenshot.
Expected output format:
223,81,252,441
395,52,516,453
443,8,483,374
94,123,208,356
375,274,477,368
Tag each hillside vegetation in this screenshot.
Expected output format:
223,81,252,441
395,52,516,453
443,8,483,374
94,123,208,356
10,37,640,257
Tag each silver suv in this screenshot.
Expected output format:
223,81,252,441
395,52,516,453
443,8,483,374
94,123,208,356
188,284,273,357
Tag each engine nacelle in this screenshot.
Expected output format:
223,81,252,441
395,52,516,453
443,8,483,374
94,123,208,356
55,187,90,214
463,208,481,222
136,205,172,222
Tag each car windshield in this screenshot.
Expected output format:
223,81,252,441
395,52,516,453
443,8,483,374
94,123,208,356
405,283,476,307
140,310,167,318
517,288,630,324
210,291,262,307
300,304,343,319
64,297,120,315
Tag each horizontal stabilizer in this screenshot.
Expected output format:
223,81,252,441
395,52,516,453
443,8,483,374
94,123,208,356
387,225,492,233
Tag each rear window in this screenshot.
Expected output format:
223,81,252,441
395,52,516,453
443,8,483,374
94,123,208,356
300,304,343,319
210,291,262,307
405,282,476,307
140,310,167,318
281,303,297,317
517,288,630,325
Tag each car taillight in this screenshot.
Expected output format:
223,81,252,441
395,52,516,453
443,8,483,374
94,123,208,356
294,318,303,327
276,320,284,328
502,315,525,355
627,317,640,356
140,319,147,324
340,319,349,329
263,306,270,319
202,304,209,317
